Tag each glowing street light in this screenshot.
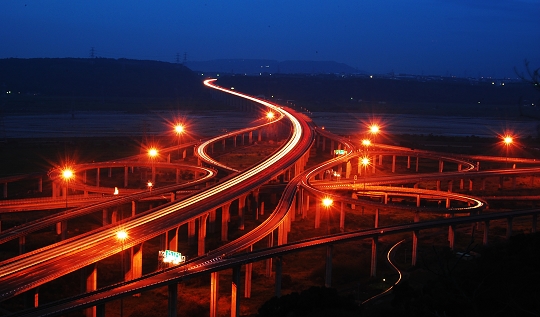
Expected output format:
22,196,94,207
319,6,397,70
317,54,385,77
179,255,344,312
503,135,513,167
148,148,158,183
266,111,275,120
174,124,185,159
322,197,333,208
369,124,380,135
360,156,370,191
147,181,153,192
362,139,371,148
61,168,74,208
322,197,333,234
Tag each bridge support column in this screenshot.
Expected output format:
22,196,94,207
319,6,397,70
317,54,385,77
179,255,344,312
131,201,136,216
375,208,379,227
340,202,345,232
275,256,282,298
198,214,208,256
379,154,383,166
238,195,246,230
84,263,98,317
481,178,486,191
436,180,441,191
96,168,100,187
407,156,411,169
483,221,490,245
209,209,216,234
415,156,419,172
469,179,473,191
449,224,455,250
315,201,321,228
298,189,304,219
448,180,453,193
416,195,421,207
168,227,179,252
506,217,513,239
265,232,273,277
102,209,108,226
412,212,419,266
188,220,196,246
123,167,128,188
245,246,253,298
210,272,219,317
128,243,143,281
392,155,396,173
439,160,444,172
371,237,378,277
325,245,333,287
168,284,177,317
222,203,231,242
231,266,241,317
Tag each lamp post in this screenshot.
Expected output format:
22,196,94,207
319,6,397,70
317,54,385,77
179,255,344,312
503,136,513,168
322,197,333,235
360,157,370,192
147,181,153,192
148,148,158,183
116,230,128,317
174,124,184,159
61,168,74,208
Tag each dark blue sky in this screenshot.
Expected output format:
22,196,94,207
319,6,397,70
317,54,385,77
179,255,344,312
1,0,539,78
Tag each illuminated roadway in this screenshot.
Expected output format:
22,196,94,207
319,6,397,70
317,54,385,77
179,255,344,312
0,79,316,305
2,80,540,316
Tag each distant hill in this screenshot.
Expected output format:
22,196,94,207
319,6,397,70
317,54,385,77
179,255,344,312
184,59,361,75
0,58,212,114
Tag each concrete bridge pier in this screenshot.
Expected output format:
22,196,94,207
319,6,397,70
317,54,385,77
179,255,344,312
392,155,396,173
407,156,411,169
469,179,473,191
439,160,444,173
222,203,231,242
379,154,383,166
168,284,177,317
411,212,420,266
415,156,419,172
131,201,136,216
198,214,208,256
127,243,143,281
325,245,333,287
168,227,179,252
231,266,241,317
340,202,345,232
265,232,274,277
483,220,490,245
449,224,455,250
210,272,219,317
275,256,283,298
188,220,196,246
83,263,97,317
506,217,513,239
315,201,321,228
249,131,253,144
209,209,216,234
371,237,378,277
102,209,108,226
245,246,253,298
238,195,247,230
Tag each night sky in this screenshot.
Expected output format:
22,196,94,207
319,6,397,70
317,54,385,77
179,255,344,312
1,0,539,78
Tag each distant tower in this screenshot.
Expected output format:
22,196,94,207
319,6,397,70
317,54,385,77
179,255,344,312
90,47,95,58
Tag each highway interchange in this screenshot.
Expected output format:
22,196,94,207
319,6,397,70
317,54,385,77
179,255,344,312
1,79,540,316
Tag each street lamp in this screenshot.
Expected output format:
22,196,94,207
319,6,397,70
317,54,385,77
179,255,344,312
148,148,158,183
116,230,128,317
503,135,513,168
369,124,380,135
61,168,74,208
174,124,184,159
266,111,275,120
360,156,370,192
322,197,333,234
147,181,153,192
